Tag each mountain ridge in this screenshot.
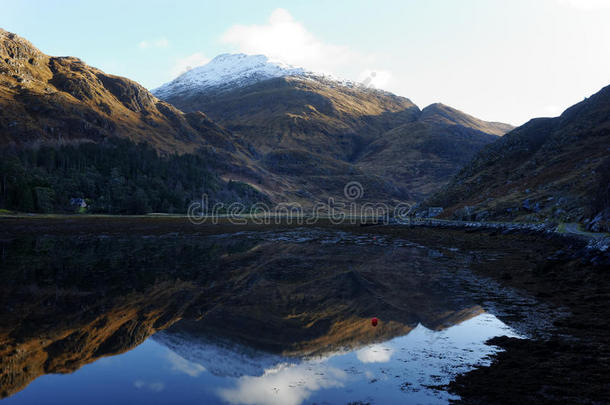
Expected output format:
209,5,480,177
420,103,514,136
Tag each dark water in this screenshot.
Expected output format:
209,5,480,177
0,229,558,404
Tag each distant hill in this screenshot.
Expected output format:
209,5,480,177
356,103,512,200
426,85,610,231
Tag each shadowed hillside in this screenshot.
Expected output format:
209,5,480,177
426,85,610,231
357,103,511,200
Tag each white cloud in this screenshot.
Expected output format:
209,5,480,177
217,363,346,405
139,37,170,50
356,344,393,363
220,8,391,88
166,351,206,377
169,52,210,78
133,379,165,392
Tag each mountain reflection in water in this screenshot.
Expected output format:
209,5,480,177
0,229,523,404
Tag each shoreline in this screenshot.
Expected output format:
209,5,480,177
2,214,608,252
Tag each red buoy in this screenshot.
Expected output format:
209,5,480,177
371,317,378,327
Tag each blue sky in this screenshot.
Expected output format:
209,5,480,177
2,0,610,125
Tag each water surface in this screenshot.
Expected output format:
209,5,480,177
0,229,556,404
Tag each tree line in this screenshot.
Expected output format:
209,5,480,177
0,138,264,214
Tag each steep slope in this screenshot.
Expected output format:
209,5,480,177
0,29,245,156
426,85,610,230
356,104,510,200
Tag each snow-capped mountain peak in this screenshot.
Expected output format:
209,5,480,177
153,53,310,98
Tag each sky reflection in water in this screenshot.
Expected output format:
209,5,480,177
4,313,519,405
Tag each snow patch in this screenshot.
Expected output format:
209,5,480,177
152,53,371,99
153,53,308,98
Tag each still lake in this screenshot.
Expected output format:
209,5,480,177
0,229,558,404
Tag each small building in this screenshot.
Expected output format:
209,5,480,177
70,198,87,208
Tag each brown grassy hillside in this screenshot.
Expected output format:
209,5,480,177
157,74,513,201
0,29,247,157
156,75,421,161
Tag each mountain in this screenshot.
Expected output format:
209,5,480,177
425,85,610,231
154,54,513,201
153,54,421,162
356,103,513,200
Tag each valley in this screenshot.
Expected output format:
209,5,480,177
1,5,609,403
